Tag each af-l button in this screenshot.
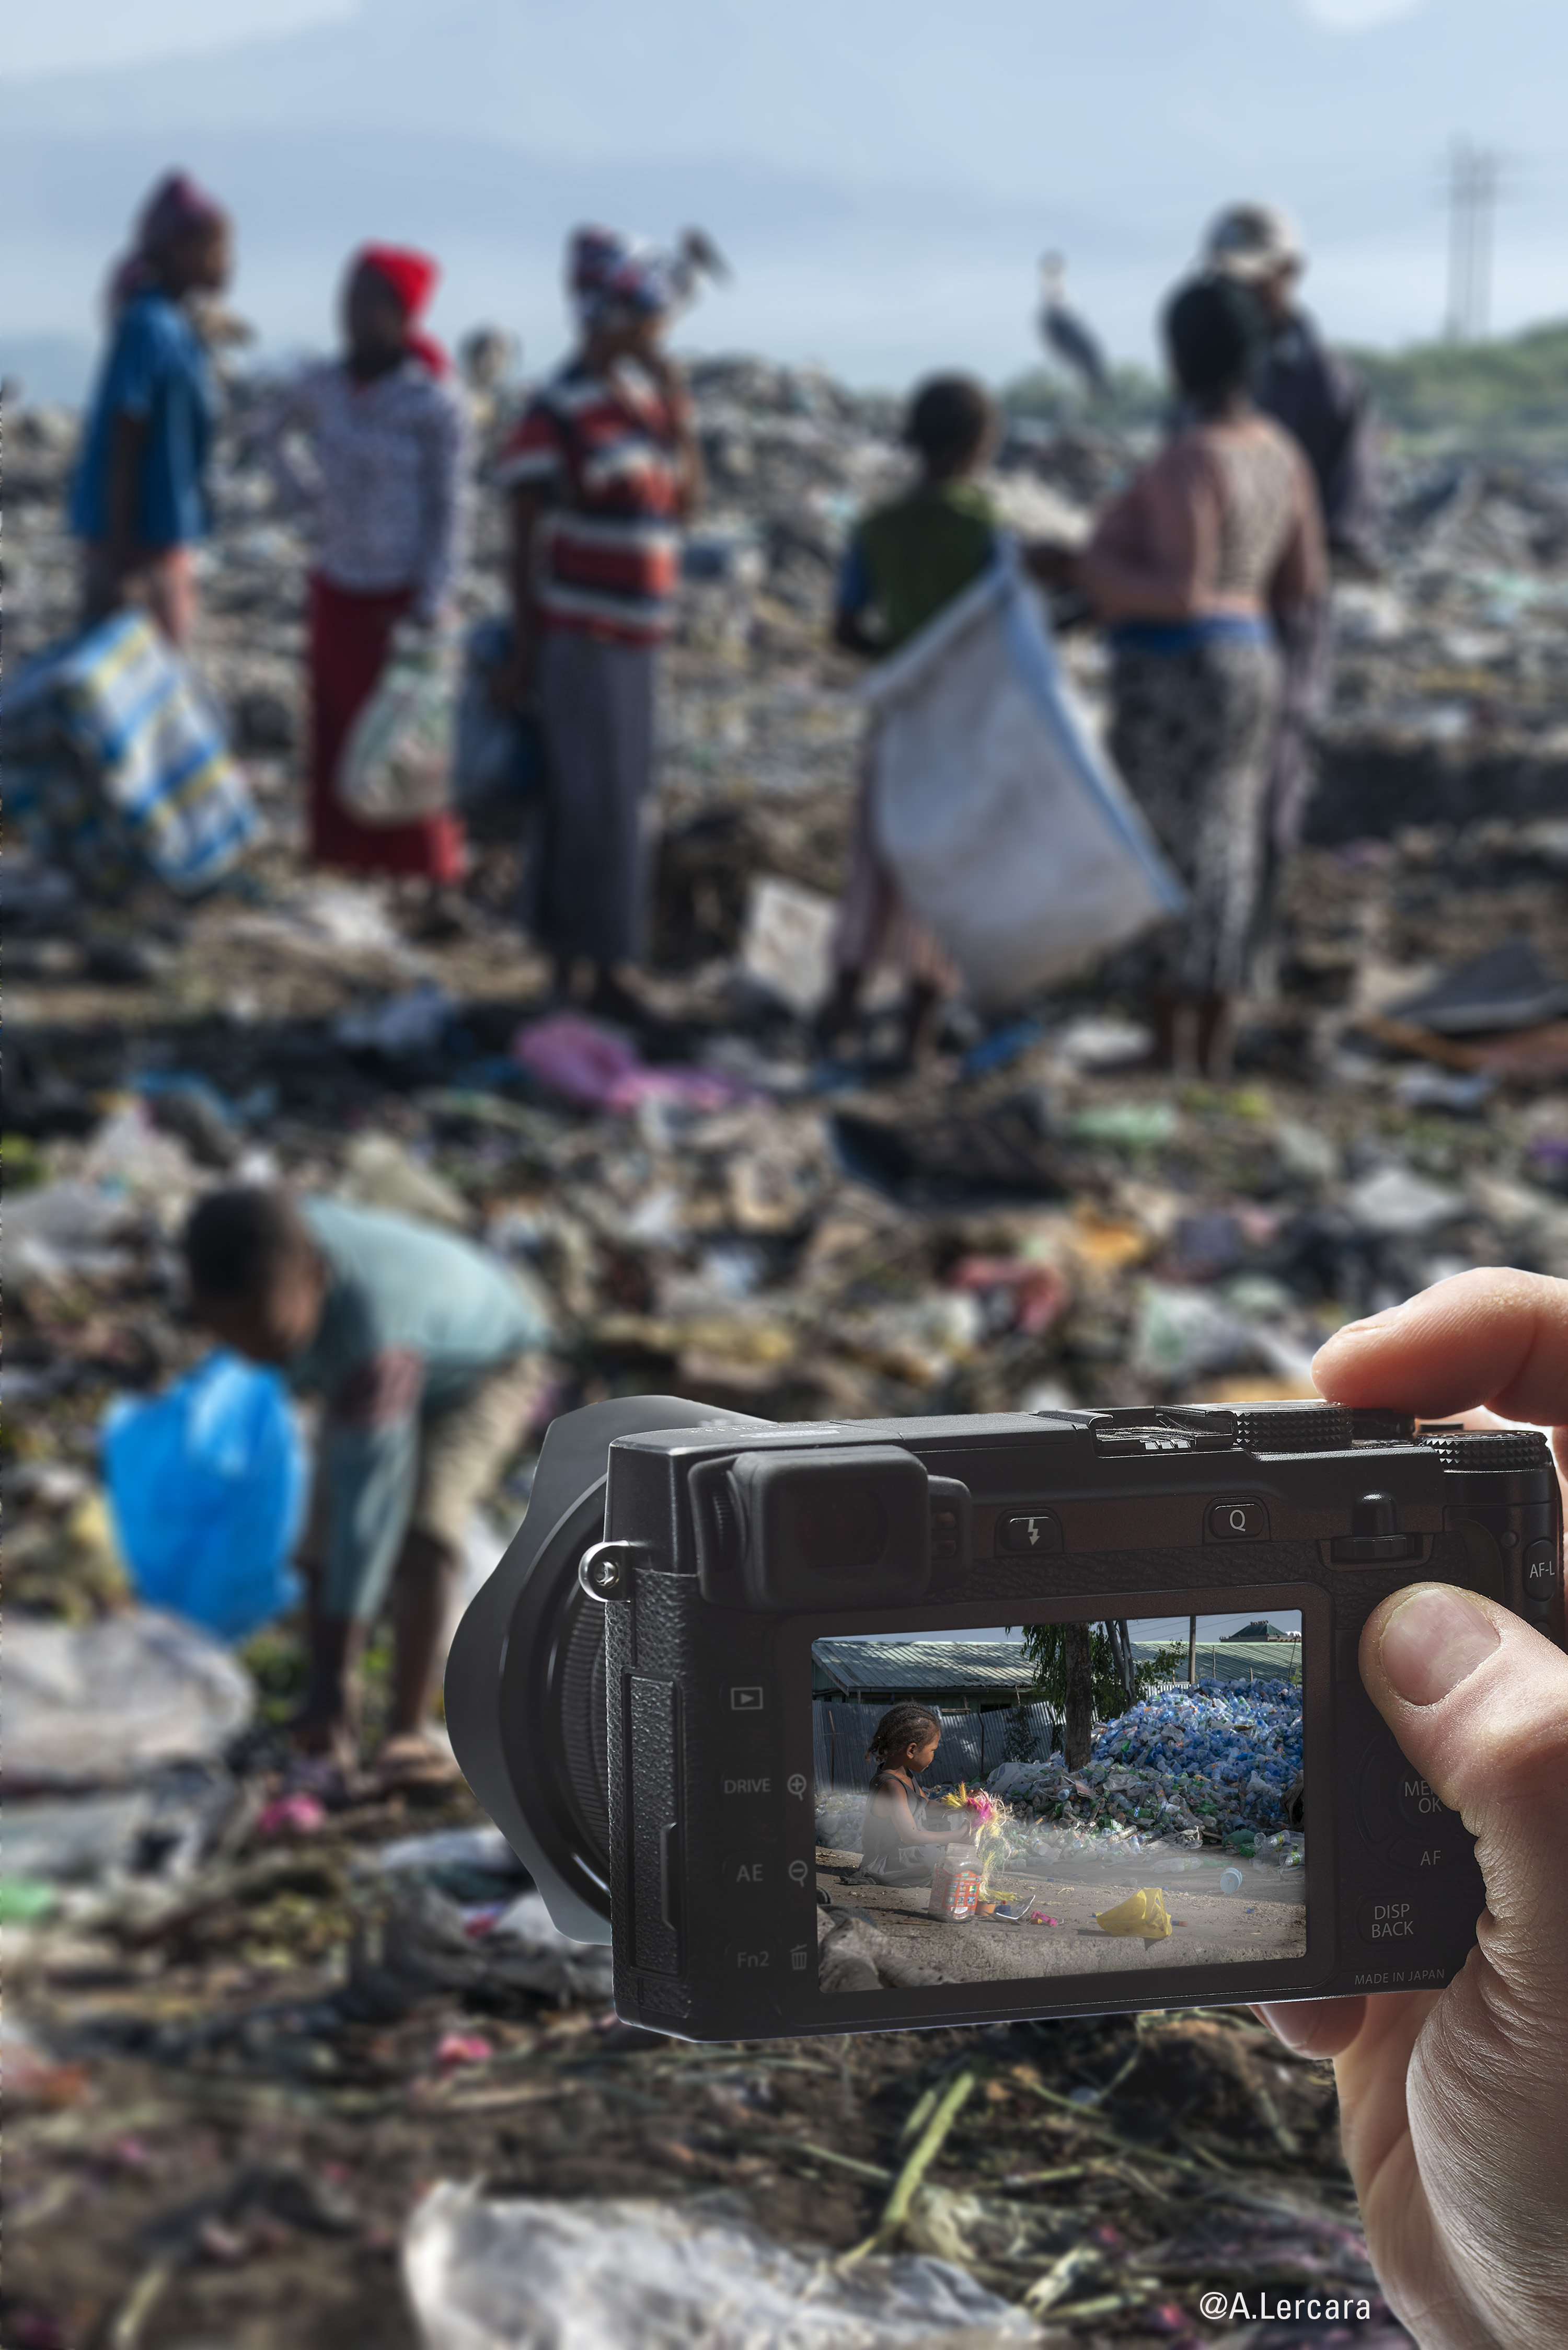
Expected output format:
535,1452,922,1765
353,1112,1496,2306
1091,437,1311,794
1523,1542,1558,1618
1208,1499,1269,1541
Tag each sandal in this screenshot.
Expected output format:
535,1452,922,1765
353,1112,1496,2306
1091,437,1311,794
372,1732,465,1794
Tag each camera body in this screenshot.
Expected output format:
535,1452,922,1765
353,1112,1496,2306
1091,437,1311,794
447,1396,1563,2042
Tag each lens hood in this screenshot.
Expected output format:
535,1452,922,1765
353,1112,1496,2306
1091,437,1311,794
444,1396,767,1942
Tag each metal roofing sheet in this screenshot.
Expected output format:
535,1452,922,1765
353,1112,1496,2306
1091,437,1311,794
812,1638,1035,1693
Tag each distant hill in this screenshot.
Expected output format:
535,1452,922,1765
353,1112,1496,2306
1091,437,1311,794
1002,320,1568,460
1348,323,1568,454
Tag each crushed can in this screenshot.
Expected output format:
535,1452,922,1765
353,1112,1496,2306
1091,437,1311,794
928,1844,981,1920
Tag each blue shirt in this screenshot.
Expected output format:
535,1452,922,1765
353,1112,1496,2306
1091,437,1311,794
70,292,214,549
286,1199,554,1620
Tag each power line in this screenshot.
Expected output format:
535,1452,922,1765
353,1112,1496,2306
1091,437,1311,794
1446,137,1501,342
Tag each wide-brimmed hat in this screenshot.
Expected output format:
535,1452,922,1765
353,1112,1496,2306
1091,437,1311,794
1203,202,1305,283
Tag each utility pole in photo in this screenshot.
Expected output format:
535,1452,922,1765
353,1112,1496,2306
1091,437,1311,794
1446,137,1501,342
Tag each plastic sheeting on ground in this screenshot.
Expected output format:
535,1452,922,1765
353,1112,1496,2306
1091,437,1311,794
403,2181,1043,2349
7,1608,256,1786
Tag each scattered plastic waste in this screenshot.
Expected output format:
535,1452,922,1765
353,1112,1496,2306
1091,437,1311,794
338,1130,470,1228
1094,1888,1172,1940
1221,1867,1245,1895
1344,1162,1467,1237
402,2181,1041,2348
103,1350,306,1642
986,1678,1303,1844
258,1793,328,1838
7,1609,256,1785
335,982,457,1058
739,875,836,1017
511,1012,747,1116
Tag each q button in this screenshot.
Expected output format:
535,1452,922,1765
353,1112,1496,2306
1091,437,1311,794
1208,1498,1270,1542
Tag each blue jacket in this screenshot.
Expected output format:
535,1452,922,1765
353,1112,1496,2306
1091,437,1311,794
71,291,214,549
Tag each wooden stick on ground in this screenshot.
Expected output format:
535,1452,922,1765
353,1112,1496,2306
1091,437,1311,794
839,2067,977,2265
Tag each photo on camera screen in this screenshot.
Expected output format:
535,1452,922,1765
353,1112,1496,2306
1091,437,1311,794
812,1614,1305,1992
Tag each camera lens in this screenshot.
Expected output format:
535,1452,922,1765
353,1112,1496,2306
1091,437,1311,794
447,1396,771,1944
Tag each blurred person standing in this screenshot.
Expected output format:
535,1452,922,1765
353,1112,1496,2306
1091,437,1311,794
1204,202,1381,903
266,246,471,888
1060,278,1325,1079
820,374,998,1068
71,172,233,649
498,228,703,1025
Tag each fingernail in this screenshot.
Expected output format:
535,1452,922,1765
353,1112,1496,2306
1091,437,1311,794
1380,1587,1499,1705
1333,1308,1404,1338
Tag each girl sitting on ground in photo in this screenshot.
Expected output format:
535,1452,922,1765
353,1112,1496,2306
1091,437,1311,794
850,1702,977,1886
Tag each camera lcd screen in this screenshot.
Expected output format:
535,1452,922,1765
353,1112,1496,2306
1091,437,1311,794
812,1614,1306,1992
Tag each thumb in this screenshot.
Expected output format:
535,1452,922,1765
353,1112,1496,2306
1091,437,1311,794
1361,1585,1568,2001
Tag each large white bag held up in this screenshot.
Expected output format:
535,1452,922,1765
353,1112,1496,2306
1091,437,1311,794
864,550,1184,1010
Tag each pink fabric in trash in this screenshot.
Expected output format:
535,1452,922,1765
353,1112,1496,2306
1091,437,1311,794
511,1012,743,1115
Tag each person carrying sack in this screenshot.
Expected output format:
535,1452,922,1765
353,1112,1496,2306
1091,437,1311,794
264,244,471,896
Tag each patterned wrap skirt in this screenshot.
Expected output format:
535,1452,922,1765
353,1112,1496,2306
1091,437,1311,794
1108,634,1281,995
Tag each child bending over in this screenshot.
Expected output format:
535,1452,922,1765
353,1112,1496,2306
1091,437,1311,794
184,1188,552,1791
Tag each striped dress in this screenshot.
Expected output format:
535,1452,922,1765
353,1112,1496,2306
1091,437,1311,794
499,367,684,962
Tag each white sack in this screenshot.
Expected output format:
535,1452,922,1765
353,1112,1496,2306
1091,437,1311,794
863,552,1182,1010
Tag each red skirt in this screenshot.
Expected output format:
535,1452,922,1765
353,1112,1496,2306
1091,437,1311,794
308,573,465,880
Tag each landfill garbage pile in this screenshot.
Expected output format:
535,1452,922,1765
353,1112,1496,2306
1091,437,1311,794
987,1681,1305,1845
6,349,1555,2346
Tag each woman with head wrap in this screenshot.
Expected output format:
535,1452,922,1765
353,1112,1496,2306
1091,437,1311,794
1039,277,1325,1078
264,244,472,886
497,225,706,1023
71,170,233,647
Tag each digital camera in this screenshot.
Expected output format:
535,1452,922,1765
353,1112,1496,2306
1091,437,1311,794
445,1395,1564,2040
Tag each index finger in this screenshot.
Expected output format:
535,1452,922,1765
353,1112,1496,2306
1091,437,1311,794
1311,1267,1568,1430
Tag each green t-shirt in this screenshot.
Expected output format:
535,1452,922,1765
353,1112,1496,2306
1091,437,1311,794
843,480,999,654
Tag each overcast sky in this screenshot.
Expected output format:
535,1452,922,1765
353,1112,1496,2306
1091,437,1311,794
3,0,1563,394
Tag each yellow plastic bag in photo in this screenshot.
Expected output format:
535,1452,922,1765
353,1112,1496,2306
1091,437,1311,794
1094,1887,1172,1941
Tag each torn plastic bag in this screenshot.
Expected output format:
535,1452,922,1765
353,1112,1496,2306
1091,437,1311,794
337,623,458,826
7,1608,255,1786
863,547,1182,1010
403,2181,1043,2349
103,1350,306,1642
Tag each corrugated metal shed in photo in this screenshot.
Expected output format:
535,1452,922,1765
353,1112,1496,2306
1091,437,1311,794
810,1637,1039,1707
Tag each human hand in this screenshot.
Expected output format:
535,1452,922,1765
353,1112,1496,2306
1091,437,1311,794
1254,1269,1568,2350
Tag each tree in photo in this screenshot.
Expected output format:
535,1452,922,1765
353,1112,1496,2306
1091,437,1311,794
1013,1621,1184,1768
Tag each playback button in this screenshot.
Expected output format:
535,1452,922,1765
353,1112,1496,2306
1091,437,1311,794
997,1511,1062,1555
